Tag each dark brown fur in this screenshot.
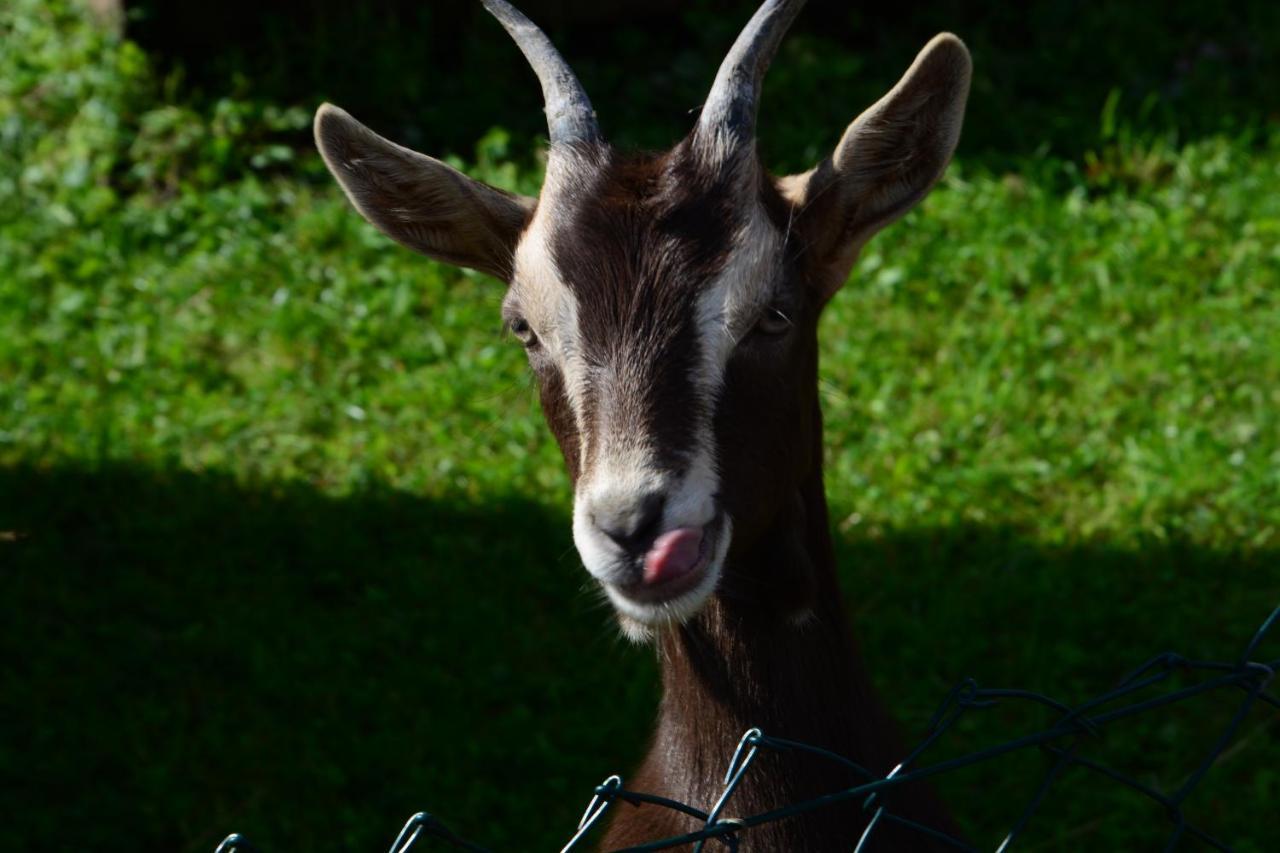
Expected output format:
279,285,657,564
521,142,959,850
601,406,959,851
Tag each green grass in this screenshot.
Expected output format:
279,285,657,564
2,4,1278,851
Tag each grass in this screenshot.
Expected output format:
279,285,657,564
1,3,1278,851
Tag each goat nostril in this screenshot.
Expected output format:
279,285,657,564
596,492,665,554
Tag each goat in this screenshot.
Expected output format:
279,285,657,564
315,1,970,848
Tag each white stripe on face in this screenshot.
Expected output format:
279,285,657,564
659,199,783,552
508,154,591,469
695,199,786,386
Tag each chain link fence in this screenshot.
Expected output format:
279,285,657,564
216,605,1279,852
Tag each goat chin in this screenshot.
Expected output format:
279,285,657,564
616,614,654,644
603,562,723,642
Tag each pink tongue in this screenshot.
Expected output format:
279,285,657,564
643,527,704,586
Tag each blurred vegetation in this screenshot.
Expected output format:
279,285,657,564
1,1,1277,851
122,0,1280,170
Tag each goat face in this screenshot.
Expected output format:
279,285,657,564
505,145,817,632
315,0,970,637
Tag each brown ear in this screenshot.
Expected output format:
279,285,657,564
314,104,535,281
783,34,972,297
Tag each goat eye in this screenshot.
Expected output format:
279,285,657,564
753,305,793,337
509,317,538,347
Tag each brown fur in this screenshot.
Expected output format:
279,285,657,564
600,330,960,850
533,151,962,850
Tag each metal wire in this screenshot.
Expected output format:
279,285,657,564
214,604,1279,852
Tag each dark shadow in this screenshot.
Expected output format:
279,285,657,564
2,464,1276,850
831,525,1280,850
124,0,1280,170
0,463,654,852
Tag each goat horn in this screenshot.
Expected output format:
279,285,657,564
695,0,806,154
481,0,602,146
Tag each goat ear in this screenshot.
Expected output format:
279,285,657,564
783,34,971,298
314,104,535,281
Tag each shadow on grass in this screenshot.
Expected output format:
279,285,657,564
129,0,1280,171
830,523,1279,851
0,463,651,852
1,463,1276,852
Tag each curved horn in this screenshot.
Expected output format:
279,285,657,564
695,0,806,153
481,0,602,146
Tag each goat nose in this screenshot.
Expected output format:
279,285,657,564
594,492,666,554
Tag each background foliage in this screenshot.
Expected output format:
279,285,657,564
1,1,1278,850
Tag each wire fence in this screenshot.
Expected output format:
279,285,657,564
216,605,1279,852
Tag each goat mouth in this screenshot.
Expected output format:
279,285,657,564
605,513,725,619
